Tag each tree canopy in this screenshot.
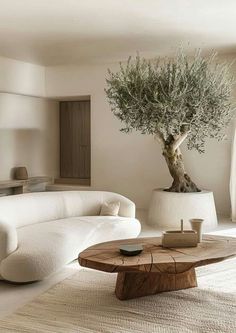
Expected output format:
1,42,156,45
105,51,235,153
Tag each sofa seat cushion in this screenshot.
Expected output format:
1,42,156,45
0,216,141,282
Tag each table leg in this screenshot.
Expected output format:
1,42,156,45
115,268,197,300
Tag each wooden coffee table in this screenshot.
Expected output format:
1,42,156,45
78,235,236,300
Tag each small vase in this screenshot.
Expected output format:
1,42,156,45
14,167,28,180
189,219,204,243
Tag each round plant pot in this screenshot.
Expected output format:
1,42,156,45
148,188,218,232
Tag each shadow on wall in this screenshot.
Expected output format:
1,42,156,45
0,128,45,179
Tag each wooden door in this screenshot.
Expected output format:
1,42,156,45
60,100,91,183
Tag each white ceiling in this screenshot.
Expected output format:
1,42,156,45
0,0,236,66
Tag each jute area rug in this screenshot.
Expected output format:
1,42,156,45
0,258,236,333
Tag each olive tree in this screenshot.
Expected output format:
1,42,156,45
105,50,235,192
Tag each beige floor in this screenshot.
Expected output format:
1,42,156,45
0,211,235,319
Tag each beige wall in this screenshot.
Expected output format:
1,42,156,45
0,56,45,97
0,56,59,182
0,93,59,180
45,57,236,216
0,54,234,216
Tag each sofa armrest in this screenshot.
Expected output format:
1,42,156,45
0,222,18,262
119,200,136,218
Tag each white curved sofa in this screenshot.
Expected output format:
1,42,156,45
0,191,141,283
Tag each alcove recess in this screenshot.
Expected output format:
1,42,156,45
55,96,91,186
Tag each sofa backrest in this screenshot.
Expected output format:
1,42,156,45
0,191,135,228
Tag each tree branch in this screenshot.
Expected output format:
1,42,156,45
154,131,165,148
172,132,189,151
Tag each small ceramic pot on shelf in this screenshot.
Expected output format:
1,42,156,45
14,167,28,180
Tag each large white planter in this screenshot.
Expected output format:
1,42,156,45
148,189,218,232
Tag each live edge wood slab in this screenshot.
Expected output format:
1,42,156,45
78,235,236,300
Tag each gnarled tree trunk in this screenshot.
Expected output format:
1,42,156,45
162,145,200,193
